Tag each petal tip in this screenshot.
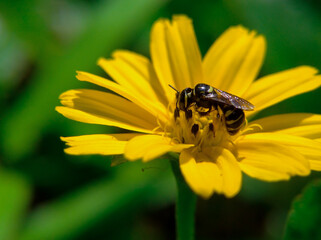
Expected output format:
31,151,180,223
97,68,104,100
124,152,139,162
97,57,107,66
198,190,214,199
172,14,191,22
60,136,67,142
55,106,64,113
75,71,85,80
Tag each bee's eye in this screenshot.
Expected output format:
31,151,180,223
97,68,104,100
186,88,192,93
178,88,193,111
185,88,193,97
194,84,211,96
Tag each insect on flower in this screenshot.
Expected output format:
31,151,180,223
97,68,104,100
170,83,254,135
56,15,321,199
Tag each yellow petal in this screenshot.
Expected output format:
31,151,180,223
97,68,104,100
56,89,158,133
124,134,192,162
172,15,204,87
179,148,220,198
236,137,310,181
61,133,139,155
206,147,242,198
98,50,168,106
310,160,321,171
241,133,321,171
307,138,321,170
248,113,321,139
244,67,321,116
179,147,242,199
76,71,168,123
150,15,203,99
203,26,266,96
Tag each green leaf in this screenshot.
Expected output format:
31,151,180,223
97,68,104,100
0,0,167,161
19,160,175,240
0,170,31,240
283,180,321,240
0,0,54,56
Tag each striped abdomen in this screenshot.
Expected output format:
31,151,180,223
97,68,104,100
220,105,245,135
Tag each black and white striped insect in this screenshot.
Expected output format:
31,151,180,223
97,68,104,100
170,83,255,135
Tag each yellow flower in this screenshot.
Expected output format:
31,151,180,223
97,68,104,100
56,15,321,199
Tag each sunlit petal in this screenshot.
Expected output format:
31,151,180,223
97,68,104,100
76,71,168,122
244,67,321,116
125,135,192,162
56,89,158,133
236,137,310,181
241,133,321,170
179,147,242,199
179,148,220,199
203,26,266,96
248,113,321,139
150,15,203,99
98,50,168,106
206,147,242,197
61,133,139,155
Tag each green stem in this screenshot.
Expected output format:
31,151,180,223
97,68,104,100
170,159,197,240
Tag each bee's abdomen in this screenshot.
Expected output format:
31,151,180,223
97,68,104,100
221,105,245,135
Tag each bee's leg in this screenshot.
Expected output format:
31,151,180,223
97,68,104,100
174,107,180,120
208,122,215,137
191,124,199,136
185,109,193,120
205,106,212,115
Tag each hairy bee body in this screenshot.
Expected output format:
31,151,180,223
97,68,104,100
174,83,254,135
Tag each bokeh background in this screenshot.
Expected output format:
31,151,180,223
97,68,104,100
1,0,321,239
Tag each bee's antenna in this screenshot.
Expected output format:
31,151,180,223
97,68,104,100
168,84,179,93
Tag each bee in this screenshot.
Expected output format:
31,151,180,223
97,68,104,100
170,83,254,135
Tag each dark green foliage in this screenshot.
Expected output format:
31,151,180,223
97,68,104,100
284,180,321,240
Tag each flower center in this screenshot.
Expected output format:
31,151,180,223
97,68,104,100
168,104,236,150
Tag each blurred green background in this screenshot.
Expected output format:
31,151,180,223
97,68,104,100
1,0,321,239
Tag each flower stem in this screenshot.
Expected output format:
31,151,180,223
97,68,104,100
170,158,197,240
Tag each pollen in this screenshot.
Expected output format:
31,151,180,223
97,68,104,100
170,106,232,151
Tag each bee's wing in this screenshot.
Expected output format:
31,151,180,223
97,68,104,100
212,88,255,111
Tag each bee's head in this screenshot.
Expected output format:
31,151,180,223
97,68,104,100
168,85,194,111
194,83,214,98
178,88,193,111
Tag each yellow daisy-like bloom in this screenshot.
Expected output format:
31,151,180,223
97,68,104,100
56,15,321,199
